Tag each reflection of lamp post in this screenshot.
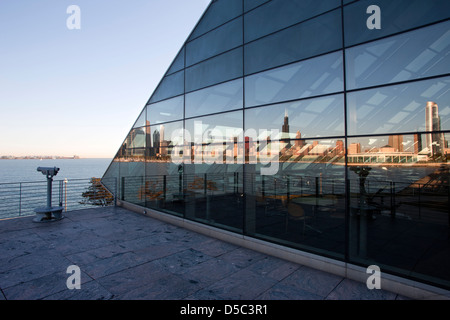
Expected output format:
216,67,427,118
350,166,371,205
350,166,372,258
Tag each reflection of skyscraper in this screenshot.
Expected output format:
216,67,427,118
294,130,305,148
152,130,160,156
414,134,422,154
348,143,361,154
282,109,289,134
281,109,291,151
388,135,403,152
145,121,152,157
425,101,445,156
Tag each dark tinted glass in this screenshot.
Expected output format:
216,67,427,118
189,0,243,40
186,79,243,118
186,17,243,67
133,108,147,128
244,0,270,12
244,9,342,75
347,76,450,136
186,48,243,92
166,47,185,75
346,20,450,89
344,0,450,47
244,0,340,43
146,96,184,125
149,70,184,103
245,94,345,139
347,134,450,288
245,51,343,107
185,110,244,146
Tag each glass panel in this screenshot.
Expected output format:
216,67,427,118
133,108,146,128
185,79,243,118
183,163,244,232
185,111,244,147
185,48,243,92
146,96,184,125
347,76,450,136
183,111,244,232
186,17,243,67
101,158,120,195
166,47,185,75
245,94,345,140
244,137,346,259
347,134,450,288
245,51,343,107
344,0,450,47
147,121,184,151
244,9,342,75
189,0,243,41
244,0,341,43
124,127,146,149
143,120,185,217
244,0,270,12
149,70,184,103
117,130,146,206
346,21,450,90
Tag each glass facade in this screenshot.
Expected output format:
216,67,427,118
102,0,450,291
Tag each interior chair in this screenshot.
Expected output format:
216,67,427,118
286,202,322,234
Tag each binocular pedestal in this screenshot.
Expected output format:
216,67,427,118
33,167,64,223
34,206,64,222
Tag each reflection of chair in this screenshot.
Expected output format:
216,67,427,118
286,203,321,234
256,196,268,215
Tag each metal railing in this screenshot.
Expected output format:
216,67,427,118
118,172,449,225
0,177,117,220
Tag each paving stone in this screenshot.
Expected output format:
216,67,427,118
190,268,278,300
256,283,324,300
325,278,398,300
3,269,93,300
0,207,412,300
276,265,344,298
44,280,114,300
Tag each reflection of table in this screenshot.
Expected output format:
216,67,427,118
292,197,335,206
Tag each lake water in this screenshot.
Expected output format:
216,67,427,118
0,158,112,184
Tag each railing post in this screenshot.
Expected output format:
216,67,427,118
121,176,125,201
114,177,118,206
163,175,167,201
19,182,22,216
286,175,290,203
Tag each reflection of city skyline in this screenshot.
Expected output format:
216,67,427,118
347,101,449,164
121,101,448,165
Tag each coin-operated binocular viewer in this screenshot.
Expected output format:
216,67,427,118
33,167,64,222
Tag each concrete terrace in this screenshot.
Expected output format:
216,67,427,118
0,206,409,300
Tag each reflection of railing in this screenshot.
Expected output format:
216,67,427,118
119,172,449,223
0,177,117,220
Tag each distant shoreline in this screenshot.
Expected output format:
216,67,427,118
0,157,111,160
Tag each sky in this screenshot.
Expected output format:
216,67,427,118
0,0,210,159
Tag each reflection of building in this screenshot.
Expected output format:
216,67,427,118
282,109,289,136
388,135,403,152
414,134,422,154
425,101,445,156
281,109,291,152
348,143,361,154
102,0,450,296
